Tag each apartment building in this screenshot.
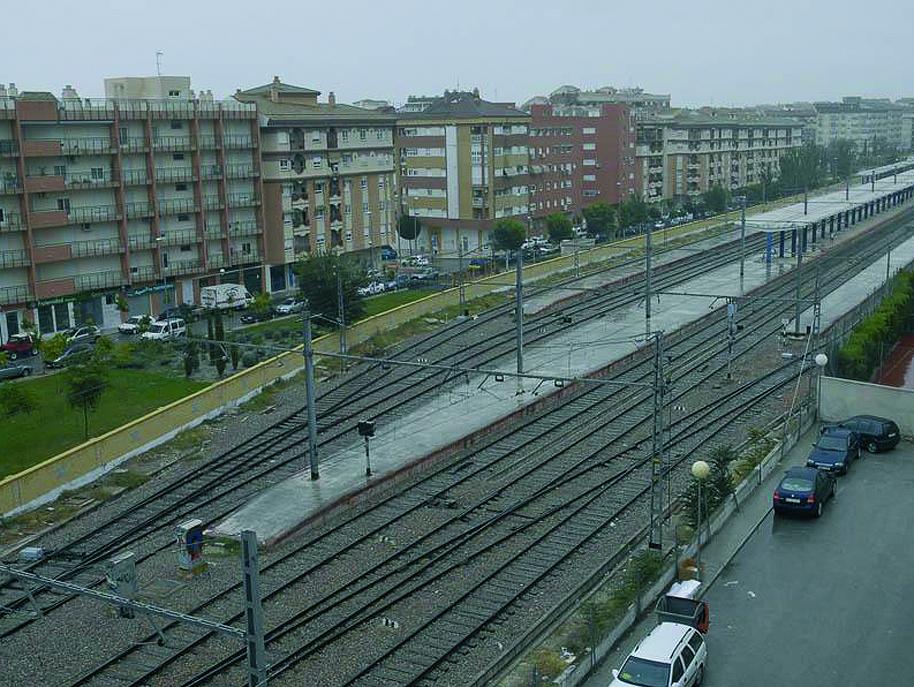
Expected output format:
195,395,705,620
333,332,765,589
234,78,397,288
397,89,530,256
814,97,907,152
527,102,637,223
635,110,803,204
546,85,671,118
0,77,263,341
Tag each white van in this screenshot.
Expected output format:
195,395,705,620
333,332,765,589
200,283,254,310
141,318,187,341
610,622,706,687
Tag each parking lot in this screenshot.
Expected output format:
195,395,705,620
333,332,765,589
702,440,914,686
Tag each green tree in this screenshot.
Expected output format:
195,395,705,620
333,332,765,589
39,333,68,362
778,142,826,193
397,214,422,241
229,341,241,371
250,291,272,316
582,202,616,238
63,360,108,439
618,193,650,230
827,139,857,180
702,184,730,214
0,383,35,417
92,336,115,365
215,349,227,377
491,218,526,252
0,351,7,368
112,342,134,368
294,253,366,324
114,293,129,313
545,213,574,243
214,310,225,347
183,340,200,379
206,314,216,365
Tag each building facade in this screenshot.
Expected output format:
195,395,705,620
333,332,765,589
635,110,803,204
814,97,907,152
0,78,263,342
234,78,397,288
527,102,637,223
396,90,530,257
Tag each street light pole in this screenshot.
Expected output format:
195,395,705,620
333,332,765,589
814,353,829,421
515,247,524,389
691,460,710,577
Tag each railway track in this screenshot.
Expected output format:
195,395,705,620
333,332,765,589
0,230,765,638
57,213,914,687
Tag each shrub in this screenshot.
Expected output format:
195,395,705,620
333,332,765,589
241,352,259,368
0,384,35,417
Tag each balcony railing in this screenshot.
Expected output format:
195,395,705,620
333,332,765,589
155,166,197,183
0,211,23,231
67,205,121,224
162,260,204,276
223,135,254,149
0,176,21,194
157,197,197,215
65,171,115,188
120,138,148,153
227,220,262,237
201,164,223,180
127,234,156,250
59,138,115,156
122,169,149,185
204,225,223,239
198,135,218,149
126,201,153,218
69,238,125,257
131,264,158,282
203,195,224,211
159,229,199,246
225,164,256,179
226,193,259,208
152,136,195,152
228,249,260,266
0,284,31,305
207,253,226,269
59,100,117,121
75,270,127,291
0,140,18,157
0,248,29,269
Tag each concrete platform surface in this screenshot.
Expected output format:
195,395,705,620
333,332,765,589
215,209,914,544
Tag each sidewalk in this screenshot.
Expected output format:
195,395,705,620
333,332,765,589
581,422,820,686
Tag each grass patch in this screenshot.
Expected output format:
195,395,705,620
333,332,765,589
360,289,430,318
0,370,207,478
168,426,211,453
106,469,151,490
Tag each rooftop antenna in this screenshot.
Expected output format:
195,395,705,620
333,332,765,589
156,50,164,77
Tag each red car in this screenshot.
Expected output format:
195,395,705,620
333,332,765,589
1,333,38,360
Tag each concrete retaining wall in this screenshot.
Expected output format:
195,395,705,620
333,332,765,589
820,375,914,434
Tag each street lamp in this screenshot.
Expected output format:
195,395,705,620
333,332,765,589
815,353,829,420
154,236,169,306
691,459,711,577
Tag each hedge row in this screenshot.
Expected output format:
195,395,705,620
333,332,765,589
837,270,914,380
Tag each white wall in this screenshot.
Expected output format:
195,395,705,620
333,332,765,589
820,376,914,436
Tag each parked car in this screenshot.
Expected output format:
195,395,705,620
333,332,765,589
0,363,33,381
156,307,182,322
610,622,707,687
240,309,276,324
0,333,39,360
357,282,386,297
402,255,430,267
141,318,187,341
806,427,859,474
410,269,439,282
380,246,398,261
65,325,100,346
826,415,900,453
118,315,151,335
45,343,94,369
275,298,304,315
773,466,836,518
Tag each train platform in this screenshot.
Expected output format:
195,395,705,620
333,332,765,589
214,205,914,545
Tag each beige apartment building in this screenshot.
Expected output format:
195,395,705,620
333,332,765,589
234,78,397,284
0,77,262,341
397,90,530,257
635,110,804,204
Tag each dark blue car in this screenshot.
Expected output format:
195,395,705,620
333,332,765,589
806,427,859,474
773,467,836,518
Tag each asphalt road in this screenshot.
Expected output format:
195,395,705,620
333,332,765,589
703,442,914,686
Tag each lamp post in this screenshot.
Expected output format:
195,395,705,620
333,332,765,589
691,459,710,577
814,353,828,421
154,235,169,310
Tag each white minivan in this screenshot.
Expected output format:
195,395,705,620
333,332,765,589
141,318,187,341
610,622,706,687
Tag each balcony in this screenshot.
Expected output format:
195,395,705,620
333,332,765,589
157,197,197,215
223,135,254,149
227,193,260,209
67,205,121,224
201,164,223,180
32,244,72,263
127,234,156,251
29,209,70,228
0,175,22,194
60,138,115,156
0,211,23,232
0,140,18,157
207,253,226,269
228,250,260,266
225,164,256,179
204,224,224,240
163,260,204,277
130,264,158,283
35,277,76,299
152,136,195,152
120,138,148,153
155,166,197,183
126,201,153,218
202,195,224,211
0,248,29,269
70,238,125,258
227,220,262,237
21,140,63,157
65,170,116,189
122,169,149,185
159,229,199,246
198,135,217,149
24,174,65,193
0,284,31,305
75,270,127,291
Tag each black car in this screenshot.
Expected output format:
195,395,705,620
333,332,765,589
773,466,836,518
157,307,182,322
826,415,900,453
240,308,276,324
806,427,859,474
45,344,93,369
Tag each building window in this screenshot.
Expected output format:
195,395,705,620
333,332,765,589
360,178,368,190
312,156,322,168
170,120,182,130
90,167,104,180
173,153,184,161
57,197,71,212
341,130,349,142
360,130,367,141
175,183,188,191
582,127,596,135
180,244,191,252
583,143,596,150
168,89,180,97
279,159,291,171
177,213,189,222
54,164,67,177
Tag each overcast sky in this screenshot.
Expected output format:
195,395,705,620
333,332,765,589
5,0,912,107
